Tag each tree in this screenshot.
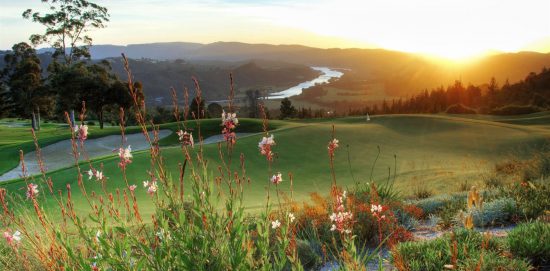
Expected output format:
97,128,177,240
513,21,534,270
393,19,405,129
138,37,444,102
189,96,205,119
207,102,223,118
23,0,109,65
2,42,51,118
279,98,296,119
0,82,14,118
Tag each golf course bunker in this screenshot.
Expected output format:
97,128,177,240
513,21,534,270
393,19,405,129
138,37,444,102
0,130,172,181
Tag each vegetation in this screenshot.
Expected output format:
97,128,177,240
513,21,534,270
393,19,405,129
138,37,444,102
508,221,550,268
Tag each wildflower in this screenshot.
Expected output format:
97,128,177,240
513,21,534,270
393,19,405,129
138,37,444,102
271,220,281,229
258,134,275,161
129,185,137,191
75,124,89,142
176,130,194,147
3,230,21,245
143,180,158,195
370,204,387,221
330,191,353,234
221,110,238,144
116,146,132,168
328,138,339,158
95,230,101,242
270,172,282,185
370,204,383,214
288,212,295,223
26,183,39,199
87,169,104,181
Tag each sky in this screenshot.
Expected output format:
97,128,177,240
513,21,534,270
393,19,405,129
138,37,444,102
1,0,549,59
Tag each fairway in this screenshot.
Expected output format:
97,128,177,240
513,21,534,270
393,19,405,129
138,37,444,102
1,113,548,217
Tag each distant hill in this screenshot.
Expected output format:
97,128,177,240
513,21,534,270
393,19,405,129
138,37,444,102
5,41,550,105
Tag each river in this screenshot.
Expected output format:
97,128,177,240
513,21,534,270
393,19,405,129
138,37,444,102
267,67,344,99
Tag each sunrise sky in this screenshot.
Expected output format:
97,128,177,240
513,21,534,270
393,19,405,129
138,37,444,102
1,0,549,59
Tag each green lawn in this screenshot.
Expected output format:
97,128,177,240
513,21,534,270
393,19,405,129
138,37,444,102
1,113,549,219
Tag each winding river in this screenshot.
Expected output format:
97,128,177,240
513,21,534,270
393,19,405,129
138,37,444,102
268,67,343,99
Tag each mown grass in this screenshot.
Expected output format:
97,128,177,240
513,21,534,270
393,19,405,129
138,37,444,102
1,113,548,219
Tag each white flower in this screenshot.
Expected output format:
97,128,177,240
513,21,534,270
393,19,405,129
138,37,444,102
330,224,337,231
95,171,103,180
270,172,282,185
370,204,383,213
271,220,281,229
87,169,94,180
12,231,21,242
26,183,39,199
95,230,101,242
119,145,132,160
288,213,295,223
147,182,158,195
143,181,150,188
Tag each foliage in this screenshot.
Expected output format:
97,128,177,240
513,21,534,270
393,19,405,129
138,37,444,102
457,251,532,271
23,0,109,65
508,221,550,267
445,103,477,114
279,97,296,119
1,42,53,118
497,181,550,220
468,198,517,227
392,229,530,271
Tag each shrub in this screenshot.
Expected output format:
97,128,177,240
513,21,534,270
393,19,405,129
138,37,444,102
392,229,530,271
446,104,477,114
483,174,503,189
497,181,550,220
296,239,322,270
457,251,531,271
490,104,543,115
469,198,517,227
508,221,550,268
86,121,95,126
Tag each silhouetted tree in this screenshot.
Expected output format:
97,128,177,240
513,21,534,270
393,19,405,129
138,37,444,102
279,98,296,119
23,0,109,65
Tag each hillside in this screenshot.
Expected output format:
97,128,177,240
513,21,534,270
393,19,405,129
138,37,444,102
32,41,550,99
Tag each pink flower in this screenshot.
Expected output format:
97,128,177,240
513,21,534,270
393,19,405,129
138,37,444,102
370,203,387,221
221,110,238,144
3,230,21,245
270,172,282,185
143,180,158,195
176,130,194,147
26,183,38,199
75,124,89,142
129,185,137,191
329,191,353,234
116,146,132,168
259,134,275,161
328,138,339,158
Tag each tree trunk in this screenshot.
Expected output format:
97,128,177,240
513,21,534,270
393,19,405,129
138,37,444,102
36,106,41,131
99,109,104,129
31,111,37,130
69,110,75,127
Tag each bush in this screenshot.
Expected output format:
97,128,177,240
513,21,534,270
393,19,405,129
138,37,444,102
392,229,530,271
497,181,550,220
457,251,531,271
483,174,503,189
86,121,95,126
508,221,550,268
469,198,517,227
296,239,322,270
490,104,543,115
446,104,477,114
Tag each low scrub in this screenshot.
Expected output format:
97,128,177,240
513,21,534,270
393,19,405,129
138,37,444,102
508,221,550,268
469,197,517,227
392,229,531,271
445,104,477,114
490,104,543,115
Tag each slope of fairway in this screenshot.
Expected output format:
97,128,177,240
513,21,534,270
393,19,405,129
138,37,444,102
1,114,548,216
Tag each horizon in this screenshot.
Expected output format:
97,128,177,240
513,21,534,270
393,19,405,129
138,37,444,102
1,0,549,60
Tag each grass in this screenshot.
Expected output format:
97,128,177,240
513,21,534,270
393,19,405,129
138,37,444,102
1,113,549,218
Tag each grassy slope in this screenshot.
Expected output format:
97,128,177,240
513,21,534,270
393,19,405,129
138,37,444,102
1,113,548,217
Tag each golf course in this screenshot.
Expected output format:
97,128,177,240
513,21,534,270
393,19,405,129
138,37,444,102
1,113,548,216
